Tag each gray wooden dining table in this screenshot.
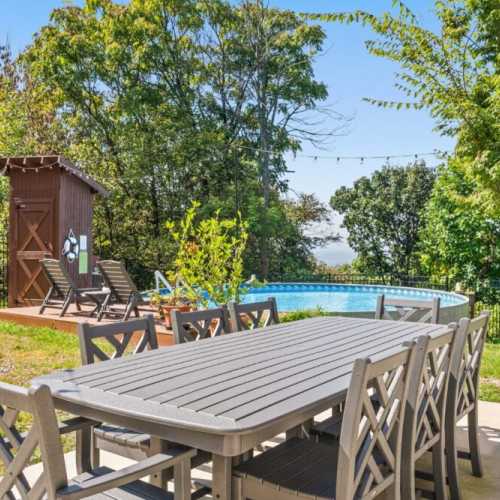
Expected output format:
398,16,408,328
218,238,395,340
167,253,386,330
33,315,452,500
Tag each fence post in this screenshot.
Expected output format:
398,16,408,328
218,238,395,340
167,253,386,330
466,292,476,319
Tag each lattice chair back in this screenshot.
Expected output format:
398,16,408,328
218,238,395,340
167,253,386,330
449,312,490,421
97,260,138,304
78,314,158,364
40,258,74,298
228,297,279,332
336,344,416,500
171,307,232,344
0,382,68,500
375,294,441,324
401,327,456,496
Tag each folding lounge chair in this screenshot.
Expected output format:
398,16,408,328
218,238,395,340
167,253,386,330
96,260,152,321
39,258,100,317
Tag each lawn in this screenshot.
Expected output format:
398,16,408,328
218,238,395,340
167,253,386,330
0,319,499,402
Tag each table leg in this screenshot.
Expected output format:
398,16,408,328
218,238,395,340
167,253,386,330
149,437,171,489
212,454,232,500
76,427,92,474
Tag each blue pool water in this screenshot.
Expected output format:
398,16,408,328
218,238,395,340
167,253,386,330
147,283,467,313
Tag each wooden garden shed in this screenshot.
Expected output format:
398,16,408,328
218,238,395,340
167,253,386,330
0,155,107,307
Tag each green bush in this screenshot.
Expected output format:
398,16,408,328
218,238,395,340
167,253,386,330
166,202,249,307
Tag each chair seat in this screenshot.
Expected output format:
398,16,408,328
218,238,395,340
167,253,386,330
312,414,343,439
233,437,338,500
69,466,173,499
94,424,151,451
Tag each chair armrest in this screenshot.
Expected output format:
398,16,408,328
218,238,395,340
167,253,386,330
77,288,105,293
58,417,100,435
56,446,196,500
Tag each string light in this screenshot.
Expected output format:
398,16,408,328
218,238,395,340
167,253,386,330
232,143,450,163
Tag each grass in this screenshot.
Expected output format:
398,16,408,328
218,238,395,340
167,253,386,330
479,343,500,402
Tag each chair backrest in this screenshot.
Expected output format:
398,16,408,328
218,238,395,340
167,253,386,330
97,260,138,304
228,297,279,332
171,307,232,344
336,343,416,500
0,382,68,500
78,314,158,364
448,312,490,421
401,326,456,487
375,294,441,324
40,258,74,297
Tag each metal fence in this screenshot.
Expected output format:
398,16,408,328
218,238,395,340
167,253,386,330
0,231,6,308
269,272,453,290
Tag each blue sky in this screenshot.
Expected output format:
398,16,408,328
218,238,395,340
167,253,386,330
1,1,454,265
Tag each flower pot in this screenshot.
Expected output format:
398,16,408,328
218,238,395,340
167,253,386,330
160,304,193,329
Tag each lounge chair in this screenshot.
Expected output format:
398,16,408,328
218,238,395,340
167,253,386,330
39,258,100,317
95,260,152,321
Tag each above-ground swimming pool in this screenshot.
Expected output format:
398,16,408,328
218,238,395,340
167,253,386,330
146,282,469,324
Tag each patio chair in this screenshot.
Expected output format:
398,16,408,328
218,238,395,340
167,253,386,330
0,381,195,500
313,294,441,440
446,312,490,500
39,258,100,317
401,328,458,500
232,342,417,500
78,315,211,488
375,294,441,323
171,307,232,344
228,297,279,332
96,260,150,321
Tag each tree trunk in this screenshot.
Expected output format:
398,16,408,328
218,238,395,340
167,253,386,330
257,87,270,278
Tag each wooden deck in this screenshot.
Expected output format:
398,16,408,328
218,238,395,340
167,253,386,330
0,304,175,346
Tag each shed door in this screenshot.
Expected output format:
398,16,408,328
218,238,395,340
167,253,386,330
13,198,54,305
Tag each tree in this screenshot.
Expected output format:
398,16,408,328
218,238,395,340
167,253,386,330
420,159,500,292
312,0,499,217
199,0,343,276
315,0,499,288
330,163,436,280
21,0,338,284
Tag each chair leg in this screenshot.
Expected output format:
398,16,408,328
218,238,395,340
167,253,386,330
123,297,137,321
91,430,100,469
97,293,111,321
60,290,73,317
39,287,54,314
400,443,416,500
445,420,462,500
173,458,191,500
468,405,483,477
432,438,447,500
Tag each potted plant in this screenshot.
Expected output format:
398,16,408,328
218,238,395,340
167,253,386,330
150,287,195,329
165,201,249,308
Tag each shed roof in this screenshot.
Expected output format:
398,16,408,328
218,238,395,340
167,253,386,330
0,155,108,196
